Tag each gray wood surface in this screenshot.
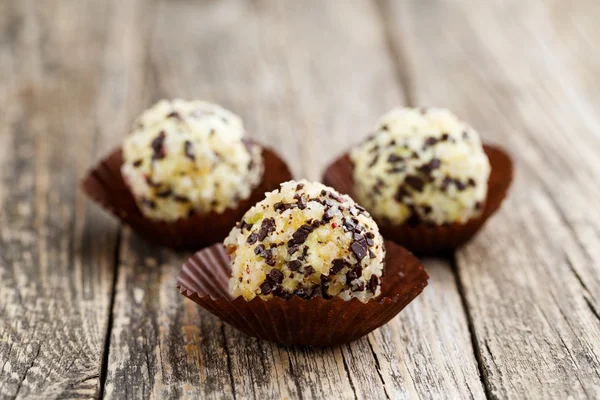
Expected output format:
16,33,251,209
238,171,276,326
0,0,121,398
1,0,599,399
382,0,600,398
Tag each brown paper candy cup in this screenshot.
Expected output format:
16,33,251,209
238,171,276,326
177,240,428,346
322,145,513,255
82,145,292,250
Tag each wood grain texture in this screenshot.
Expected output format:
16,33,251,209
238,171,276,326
103,0,483,398
381,0,600,398
0,0,129,397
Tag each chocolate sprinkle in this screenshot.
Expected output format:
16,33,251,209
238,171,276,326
173,195,189,203
418,158,441,174
304,266,315,277
368,154,379,168
388,154,402,163
404,175,425,192
151,131,166,160
441,176,453,190
247,232,258,244
294,288,311,300
257,217,276,241
346,265,362,282
368,275,379,293
133,159,143,167
141,198,156,209
394,186,410,201
166,111,180,119
156,189,172,198
288,224,314,246
254,244,266,255
425,137,439,147
296,183,305,190
184,140,195,160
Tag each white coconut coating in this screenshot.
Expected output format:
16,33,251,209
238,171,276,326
224,180,385,303
121,99,263,221
350,107,491,226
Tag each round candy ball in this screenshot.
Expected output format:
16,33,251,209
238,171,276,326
224,180,385,303
121,99,263,221
350,107,491,226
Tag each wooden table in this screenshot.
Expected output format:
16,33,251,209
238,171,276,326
2,0,600,398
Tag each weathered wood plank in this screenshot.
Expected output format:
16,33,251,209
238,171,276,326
0,0,136,397
104,0,484,398
382,0,600,397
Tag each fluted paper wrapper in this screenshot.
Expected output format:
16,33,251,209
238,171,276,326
82,145,292,250
177,240,428,346
323,145,513,255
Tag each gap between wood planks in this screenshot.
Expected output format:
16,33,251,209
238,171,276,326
99,230,121,399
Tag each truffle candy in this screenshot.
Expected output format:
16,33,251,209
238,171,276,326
121,99,264,221
224,180,385,303
350,107,491,225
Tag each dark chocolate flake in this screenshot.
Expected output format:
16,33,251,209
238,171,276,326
304,266,315,277
323,207,334,221
287,260,302,271
346,265,362,282
265,259,276,266
166,111,180,119
331,259,345,275
288,224,314,246
254,244,266,255
133,159,143,167
297,196,307,210
296,183,305,191
351,240,368,261
260,281,273,295
268,269,284,284
257,217,276,241
388,154,402,163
